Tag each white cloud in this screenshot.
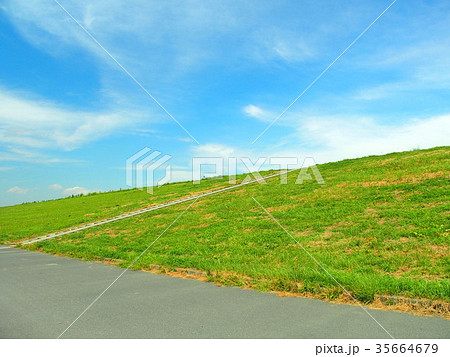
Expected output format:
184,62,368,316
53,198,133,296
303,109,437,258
62,186,92,196
2,0,320,77
251,28,316,63
0,89,142,154
353,40,450,101
192,143,237,158
186,112,450,177
0,146,79,164
229,106,450,167
2,1,218,69
305,115,448,154
48,184,63,190
179,137,193,143
243,105,271,121
265,113,450,164
353,82,408,101
7,186,31,194
130,128,158,137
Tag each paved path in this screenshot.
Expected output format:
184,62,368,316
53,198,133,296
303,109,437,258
1,247,448,338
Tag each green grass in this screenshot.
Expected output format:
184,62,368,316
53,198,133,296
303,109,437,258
2,146,449,304
0,173,264,242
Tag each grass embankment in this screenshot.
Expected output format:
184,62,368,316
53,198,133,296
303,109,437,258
0,173,260,242
1,147,449,312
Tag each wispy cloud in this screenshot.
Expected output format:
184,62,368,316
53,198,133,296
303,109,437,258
2,0,322,76
353,82,408,101
0,147,80,164
129,128,158,137
47,183,95,196
268,113,450,163
353,38,450,101
192,143,238,158
178,137,193,143
243,105,273,122
62,186,93,196
7,186,31,194
0,88,144,161
240,101,450,164
250,27,316,63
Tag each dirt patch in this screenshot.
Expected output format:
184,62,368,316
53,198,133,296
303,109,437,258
372,295,449,318
428,244,449,257
246,216,270,221
146,265,208,282
360,171,447,187
294,229,314,237
327,221,352,230
85,229,132,238
309,187,354,199
322,230,339,239
172,225,186,231
192,223,211,228
374,202,390,207
185,186,229,197
85,231,102,238
266,204,298,213
404,149,450,159
99,257,123,265
306,240,327,247
390,266,413,278
376,158,396,167
364,207,378,217
230,189,246,195
421,202,444,208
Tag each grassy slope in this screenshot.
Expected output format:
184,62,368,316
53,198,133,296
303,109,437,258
2,147,449,304
0,173,268,242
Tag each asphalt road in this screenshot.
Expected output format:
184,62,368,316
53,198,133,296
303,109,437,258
1,246,449,338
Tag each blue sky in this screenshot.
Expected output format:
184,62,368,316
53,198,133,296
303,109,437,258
1,0,449,206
